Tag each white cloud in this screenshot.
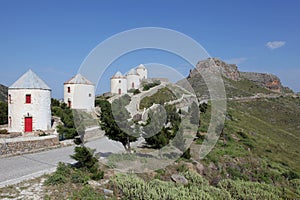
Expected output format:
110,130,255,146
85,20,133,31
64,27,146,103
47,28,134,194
266,41,286,50
224,57,247,65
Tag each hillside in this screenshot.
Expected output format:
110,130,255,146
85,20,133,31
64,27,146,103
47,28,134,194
1,60,299,199
197,96,300,177
0,84,7,102
180,58,294,99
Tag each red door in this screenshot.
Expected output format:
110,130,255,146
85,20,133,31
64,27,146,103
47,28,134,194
118,88,121,95
25,117,32,132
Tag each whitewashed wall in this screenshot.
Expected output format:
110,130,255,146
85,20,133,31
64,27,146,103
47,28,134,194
110,78,127,94
8,89,51,133
126,74,140,90
64,84,95,111
137,68,147,80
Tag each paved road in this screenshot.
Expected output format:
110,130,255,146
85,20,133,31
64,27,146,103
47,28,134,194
0,137,124,188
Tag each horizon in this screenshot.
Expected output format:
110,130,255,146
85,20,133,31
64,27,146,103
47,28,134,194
0,0,299,98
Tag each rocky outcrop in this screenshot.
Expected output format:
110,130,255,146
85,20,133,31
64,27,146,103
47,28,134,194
240,72,283,93
187,58,289,93
189,58,241,81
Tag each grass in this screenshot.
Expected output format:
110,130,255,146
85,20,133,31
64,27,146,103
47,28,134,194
140,87,177,109
194,96,300,198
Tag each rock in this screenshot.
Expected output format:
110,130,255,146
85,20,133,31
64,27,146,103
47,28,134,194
87,180,101,189
240,72,283,93
196,162,205,174
103,188,114,196
171,174,188,185
189,58,241,81
208,162,218,171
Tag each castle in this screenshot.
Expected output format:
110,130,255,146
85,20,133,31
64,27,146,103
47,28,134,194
110,64,148,95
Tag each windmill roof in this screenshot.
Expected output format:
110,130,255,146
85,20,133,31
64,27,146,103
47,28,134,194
64,74,94,85
127,68,138,75
10,69,51,90
111,71,126,79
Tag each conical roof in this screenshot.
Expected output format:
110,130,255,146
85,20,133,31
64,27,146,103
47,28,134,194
64,74,94,85
111,71,126,79
10,69,51,90
127,68,138,75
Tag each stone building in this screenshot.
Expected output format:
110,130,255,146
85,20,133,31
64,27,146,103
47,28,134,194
8,69,51,134
64,74,95,111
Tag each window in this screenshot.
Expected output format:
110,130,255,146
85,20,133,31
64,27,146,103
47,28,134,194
119,80,121,83
89,93,92,97
8,94,11,104
67,87,71,93
26,94,31,104
9,117,12,128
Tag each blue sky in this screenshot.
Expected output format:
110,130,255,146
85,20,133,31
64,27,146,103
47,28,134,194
0,0,299,98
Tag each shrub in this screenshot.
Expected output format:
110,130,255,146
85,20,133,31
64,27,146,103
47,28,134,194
0,101,8,125
142,81,160,91
70,185,105,200
44,162,70,185
0,129,8,134
133,89,141,95
218,179,282,199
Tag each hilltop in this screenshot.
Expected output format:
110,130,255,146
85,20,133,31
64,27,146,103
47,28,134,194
182,58,294,99
0,84,7,102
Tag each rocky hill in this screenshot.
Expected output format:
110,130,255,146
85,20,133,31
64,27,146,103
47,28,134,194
0,84,7,102
182,58,293,99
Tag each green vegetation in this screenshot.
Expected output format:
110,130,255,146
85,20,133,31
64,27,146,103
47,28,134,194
142,80,160,91
45,146,103,186
98,95,138,152
51,99,77,140
144,104,181,149
0,101,8,125
112,170,292,199
218,179,282,199
194,96,300,198
0,84,7,102
140,87,176,109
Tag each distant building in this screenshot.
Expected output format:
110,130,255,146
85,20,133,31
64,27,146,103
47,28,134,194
110,64,148,95
110,71,127,95
8,69,51,134
64,74,95,111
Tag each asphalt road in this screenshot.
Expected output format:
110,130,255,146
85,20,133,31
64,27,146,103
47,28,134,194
0,137,124,188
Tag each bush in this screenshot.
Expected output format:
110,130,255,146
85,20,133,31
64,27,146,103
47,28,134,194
0,101,8,125
112,172,231,200
133,89,141,95
0,129,8,134
142,81,160,91
44,162,70,185
70,185,105,200
218,179,282,199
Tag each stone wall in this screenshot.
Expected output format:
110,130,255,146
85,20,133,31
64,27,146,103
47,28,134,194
0,135,59,156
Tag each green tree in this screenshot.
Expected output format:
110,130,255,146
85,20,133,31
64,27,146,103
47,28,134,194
99,95,137,152
70,146,98,172
0,101,8,125
51,99,77,140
